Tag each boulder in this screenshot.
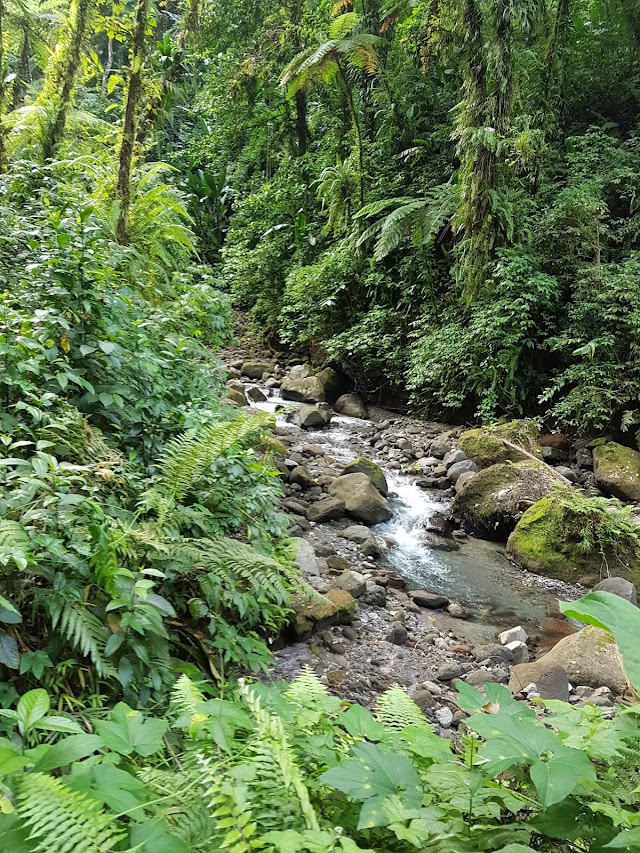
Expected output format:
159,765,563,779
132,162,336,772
281,376,326,403
328,474,392,525
295,404,332,429
246,385,267,403
223,388,247,407
505,640,528,663
335,570,366,598
289,466,314,489
454,461,556,540
539,433,570,451
529,626,628,695
386,622,408,645
241,360,274,380
506,495,640,585
409,590,449,609
430,437,452,459
290,586,357,640
291,539,323,577
508,662,570,701
447,459,478,484
593,441,640,502
444,449,468,468
593,576,637,605
498,626,528,645
227,379,245,393
335,393,369,419
315,367,347,404
307,497,346,523
458,420,542,469
341,525,380,556
455,471,477,494
289,363,314,380
342,457,388,495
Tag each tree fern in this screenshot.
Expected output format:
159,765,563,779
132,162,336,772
374,685,431,730
16,773,126,853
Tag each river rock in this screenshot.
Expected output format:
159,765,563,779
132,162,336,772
341,525,380,556
295,403,332,428
592,576,638,604
246,385,267,403
241,360,274,379
430,437,452,459
444,449,467,468
576,447,593,469
336,393,369,419
498,626,527,645
290,466,314,489
555,465,579,483
464,670,503,687
434,706,453,728
342,457,388,495
291,538,322,577
335,570,366,598
455,471,477,493
386,622,408,645
508,662,570,701
447,459,478,483
227,379,245,393
329,474,392,525
505,640,529,663
447,601,469,619
289,363,314,380
361,581,387,606
307,497,346,523
290,586,357,640
454,460,556,540
531,626,627,694
593,441,640,501
421,532,459,551
436,662,472,682
282,376,326,403
473,644,514,663
539,433,570,451
282,497,308,516
423,512,451,535
410,590,449,609
224,388,247,407
506,495,640,584
458,420,542,468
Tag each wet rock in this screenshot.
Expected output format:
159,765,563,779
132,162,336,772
444,449,468,468
329,473,392,525
290,466,314,489
241,360,275,379
342,457,388,495
455,471,477,493
423,512,451,536
576,447,593,469
410,590,449,609
223,388,247,407
437,662,472,682
282,376,327,403
448,460,478,484
421,531,460,552
289,363,314,380
464,670,503,687
508,662,570,701
458,420,541,469
246,385,267,403
454,461,556,540
292,538,323,577
290,586,357,640
555,465,579,483
498,626,528,645
593,441,640,501
227,379,245,393
335,393,369,419
593,576,637,604
315,367,347,404
430,437,452,459
531,626,627,694
447,602,469,619
295,404,332,429
386,622,408,645
360,582,387,606
307,497,346,523
335,570,366,598
472,644,514,663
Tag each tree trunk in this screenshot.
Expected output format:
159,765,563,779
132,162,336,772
41,0,95,161
116,0,149,244
101,36,114,95
294,90,308,156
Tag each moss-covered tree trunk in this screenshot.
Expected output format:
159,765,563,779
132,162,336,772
116,0,149,244
41,0,95,161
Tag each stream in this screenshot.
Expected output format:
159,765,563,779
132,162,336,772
252,387,577,642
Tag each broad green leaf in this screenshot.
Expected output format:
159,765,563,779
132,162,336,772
36,715,84,734
16,689,50,730
0,746,28,777
340,704,385,741
0,632,19,669
129,818,190,852
560,592,640,690
95,703,168,756
0,596,21,624
605,827,640,849
33,734,104,772
529,747,596,807
399,726,453,762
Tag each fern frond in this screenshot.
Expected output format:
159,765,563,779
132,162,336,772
49,600,115,678
171,673,207,720
286,666,330,707
138,767,214,846
374,685,430,730
329,11,359,38
198,755,260,852
0,519,31,552
17,773,126,853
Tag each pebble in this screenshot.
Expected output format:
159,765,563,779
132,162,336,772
435,706,454,728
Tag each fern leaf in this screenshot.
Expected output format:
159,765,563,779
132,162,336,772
49,601,115,678
17,773,126,853
171,673,207,720
374,685,430,730
329,11,359,39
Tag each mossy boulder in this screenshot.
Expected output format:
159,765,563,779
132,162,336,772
290,585,357,639
593,441,640,502
506,494,640,584
530,626,627,694
281,375,326,403
453,460,556,540
458,420,542,469
342,457,388,495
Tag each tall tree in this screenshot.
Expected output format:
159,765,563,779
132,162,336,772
116,0,149,243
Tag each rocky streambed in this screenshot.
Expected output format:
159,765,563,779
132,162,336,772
222,355,636,728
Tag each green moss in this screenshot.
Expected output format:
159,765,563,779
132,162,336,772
458,419,541,468
593,441,640,501
342,457,388,495
506,494,640,584
290,584,356,638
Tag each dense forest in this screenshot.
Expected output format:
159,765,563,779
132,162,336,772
1,0,640,849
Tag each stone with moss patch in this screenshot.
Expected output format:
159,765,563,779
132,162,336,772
458,420,542,468
593,441,640,502
506,493,640,584
342,457,388,495
290,584,356,639
453,460,556,540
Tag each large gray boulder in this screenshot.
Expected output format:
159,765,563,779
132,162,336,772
328,473,392,525
447,459,478,484
342,457,388,495
282,376,326,403
593,576,638,605
294,404,332,429
289,363,314,380
529,626,627,694
335,393,369,419
307,497,346,523
291,539,322,577
241,360,274,379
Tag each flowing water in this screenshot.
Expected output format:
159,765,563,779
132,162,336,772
252,388,574,638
